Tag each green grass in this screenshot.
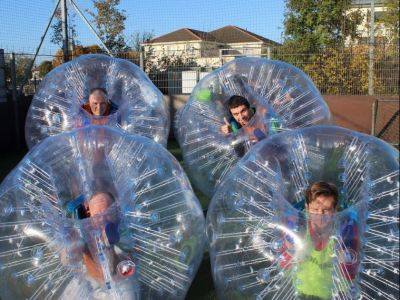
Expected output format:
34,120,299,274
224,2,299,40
167,139,211,210
186,252,217,299
166,139,216,299
0,151,26,181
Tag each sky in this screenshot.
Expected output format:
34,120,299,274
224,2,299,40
0,0,286,59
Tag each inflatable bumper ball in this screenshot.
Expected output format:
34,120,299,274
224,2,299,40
176,57,331,198
207,125,399,300
0,126,205,299
25,54,169,148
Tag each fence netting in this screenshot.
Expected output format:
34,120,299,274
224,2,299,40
372,99,400,148
0,0,398,96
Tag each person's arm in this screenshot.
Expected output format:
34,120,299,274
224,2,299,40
279,234,295,269
338,215,360,280
83,246,118,283
278,213,303,269
83,250,105,282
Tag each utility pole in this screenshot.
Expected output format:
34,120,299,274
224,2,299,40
0,49,6,103
10,53,21,150
140,46,144,70
61,0,70,62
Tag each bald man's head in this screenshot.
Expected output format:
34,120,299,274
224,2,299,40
88,192,115,217
88,88,109,116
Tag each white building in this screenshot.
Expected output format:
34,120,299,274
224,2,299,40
142,25,280,68
349,0,394,44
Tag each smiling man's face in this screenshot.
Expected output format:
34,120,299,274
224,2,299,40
89,91,108,116
230,104,253,127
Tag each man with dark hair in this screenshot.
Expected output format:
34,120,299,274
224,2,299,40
220,95,254,135
82,88,112,117
280,182,359,300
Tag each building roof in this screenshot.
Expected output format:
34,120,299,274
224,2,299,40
147,28,217,43
209,25,280,45
145,25,279,45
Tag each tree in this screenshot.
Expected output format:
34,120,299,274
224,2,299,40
129,30,155,52
50,7,79,48
52,44,103,67
145,52,198,73
283,0,363,52
15,56,34,83
38,61,53,78
377,0,399,45
87,0,128,53
4,55,34,86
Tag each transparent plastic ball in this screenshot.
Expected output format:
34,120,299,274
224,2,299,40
207,125,399,300
25,54,170,148
0,126,205,300
175,57,331,198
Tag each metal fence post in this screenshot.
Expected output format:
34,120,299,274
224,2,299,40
0,49,6,103
61,0,70,62
371,99,378,135
140,46,144,70
10,53,21,150
10,53,17,103
33,74,37,92
368,0,375,96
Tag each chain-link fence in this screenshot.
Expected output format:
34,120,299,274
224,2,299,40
1,52,54,97
1,0,398,97
139,43,399,95
371,98,400,148
5,44,397,97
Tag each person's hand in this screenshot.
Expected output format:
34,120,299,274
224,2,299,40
220,117,232,135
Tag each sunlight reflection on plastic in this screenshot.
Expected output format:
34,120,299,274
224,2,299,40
0,126,205,300
207,125,399,300
25,54,169,148
175,57,331,198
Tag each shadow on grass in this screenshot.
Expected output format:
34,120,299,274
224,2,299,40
0,151,27,181
186,252,217,300
167,138,211,210
167,139,216,299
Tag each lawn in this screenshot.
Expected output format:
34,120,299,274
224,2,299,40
167,139,216,299
0,139,216,299
167,139,211,210
0,151,26,181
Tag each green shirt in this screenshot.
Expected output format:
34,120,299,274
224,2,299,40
295,231,334,300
